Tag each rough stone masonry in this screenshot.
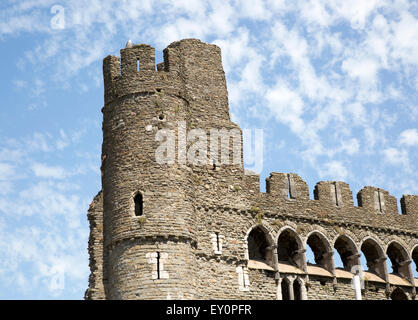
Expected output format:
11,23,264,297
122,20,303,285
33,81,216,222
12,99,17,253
85,38,418,300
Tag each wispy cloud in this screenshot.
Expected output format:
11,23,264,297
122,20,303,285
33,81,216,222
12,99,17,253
319,160,349,181
382,147,410,169
32,163,68,179
399,129,418,147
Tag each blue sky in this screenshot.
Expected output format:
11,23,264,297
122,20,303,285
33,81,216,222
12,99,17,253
0,0,417,299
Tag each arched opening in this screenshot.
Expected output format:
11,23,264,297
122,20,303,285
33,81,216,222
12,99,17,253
390,287,408,300
412,246,418,279
134,192,143,216
386,242,411,280
247,226,271,265
360,252,368,273
306,233,333,272
281,278,291,300
360,238,386,280
293,279,302,300
277,229,304,269
334,235,359,271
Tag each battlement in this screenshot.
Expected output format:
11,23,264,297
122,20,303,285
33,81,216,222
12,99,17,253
121,44,155,74
357,186,399,214
102,44,159,81
102,45,177,104
102,39,230,122
262,172,417,217
314,181,354,208
401,195,418,215
266,172,309,200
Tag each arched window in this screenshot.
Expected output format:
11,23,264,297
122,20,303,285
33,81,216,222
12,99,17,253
134,192,143,216
277,229,304,269
386,242,410,280
390,287,408,300
334,235,359,271
360,238,386,280
247,226,269,262
281,278,291,300
306,233,333,271
412,246,418,279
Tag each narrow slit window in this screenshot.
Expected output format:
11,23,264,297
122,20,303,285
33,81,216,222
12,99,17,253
287,174,292,198
377,189,382,212
137,59,140,72
237,266,249,291
374,189,384,212
134,193,143,216
242,269,247,287
215,232,220,252
334,182,339,206
287,174,295,199
156,251,160,279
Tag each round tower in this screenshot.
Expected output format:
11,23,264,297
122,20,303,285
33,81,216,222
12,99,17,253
101,39,237,299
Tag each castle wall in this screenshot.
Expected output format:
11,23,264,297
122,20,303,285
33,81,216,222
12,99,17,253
86,38,418,300
193,257,277,299
105,239,196,299
85,191,105,300
192,195,417,300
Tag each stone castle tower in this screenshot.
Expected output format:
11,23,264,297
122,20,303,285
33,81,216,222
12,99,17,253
85,39,418,300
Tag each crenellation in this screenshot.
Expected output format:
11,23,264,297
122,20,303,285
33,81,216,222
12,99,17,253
120,44,155,75
401,195,418,216
86,38,418,301
103,55,121,83
243,170,260,194
290,173,310,200
265,172,309,200
357,186,399,215
314,181,354,208
162,45,180,75
266,172,288,198
385,191,399,215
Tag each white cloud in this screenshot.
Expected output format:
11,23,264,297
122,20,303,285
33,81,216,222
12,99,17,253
341,57,379,84
340,138,360,155
214,29,250,74
382,147,409,168
0,162,15,179
0,222,88,297
399,129,418,147
56,129,70,150
346,102,367,126
207,0,236,36
13,79,27,89
320,161,349,181
32,163,68,179
237,0,271,21
299,1,332,27
265,80,305,135
0,163,17,195
327,0,384,30
32,78,45,97
390,11,418,66
27,132,53,153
